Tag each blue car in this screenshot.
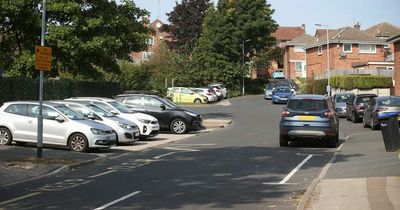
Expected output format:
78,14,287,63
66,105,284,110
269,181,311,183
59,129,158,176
272,87,293,104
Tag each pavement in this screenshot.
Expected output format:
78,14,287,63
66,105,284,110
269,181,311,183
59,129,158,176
298,130,400,210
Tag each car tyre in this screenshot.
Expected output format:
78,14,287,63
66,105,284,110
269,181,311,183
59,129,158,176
69,133,89,152
279,135,288,147
194,99,201,104
328,133,338,148
0,127,12,145
171,119,188,134
352,112,358,123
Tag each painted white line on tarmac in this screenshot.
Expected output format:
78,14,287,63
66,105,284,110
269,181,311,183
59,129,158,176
108,152,129,160
0,192,41,205
153,152,176,159
172,143,217,146
88,170,117,178
279,155,313,184
94,191,141,210
163,147,200,152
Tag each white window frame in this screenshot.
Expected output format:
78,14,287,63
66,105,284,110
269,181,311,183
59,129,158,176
358,44,376,54
318,46,322,55
294,46,305,52
343,43,352,53
294,62,303,72
146,36,155,46
142,52,153,60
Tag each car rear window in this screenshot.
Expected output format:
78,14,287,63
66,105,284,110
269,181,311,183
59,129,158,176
355,96,373,104
287,99,328,111
335,94,353,103
378,97,400,106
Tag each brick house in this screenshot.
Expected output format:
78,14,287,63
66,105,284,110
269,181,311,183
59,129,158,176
130,19,170,64
387,32,400,95
364,22,400,62
259,25,305,78
305,24,394,79
283,34,317,79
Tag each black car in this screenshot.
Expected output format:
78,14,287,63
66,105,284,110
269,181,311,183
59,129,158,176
279,94,339,148
114,94,202,134
345,94,377,123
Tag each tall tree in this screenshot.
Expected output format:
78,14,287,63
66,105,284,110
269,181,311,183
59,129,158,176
166,0,210,54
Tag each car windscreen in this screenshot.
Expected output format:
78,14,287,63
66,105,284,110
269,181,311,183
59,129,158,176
275,88,291,93
287,99,328,111
355,97,373,104
378,97,400,106
87,104,114,117
54,105,85,120
108,101,134,113
266,85,275,90
335,94,353,103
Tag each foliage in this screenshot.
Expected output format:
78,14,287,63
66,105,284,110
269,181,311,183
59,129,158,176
330,75,392,90
166,0,211,54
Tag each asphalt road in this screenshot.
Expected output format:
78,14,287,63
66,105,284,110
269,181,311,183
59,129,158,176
0,95,381,210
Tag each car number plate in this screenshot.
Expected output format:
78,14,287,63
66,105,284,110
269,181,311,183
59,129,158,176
298,116,316,121
281,98,287,100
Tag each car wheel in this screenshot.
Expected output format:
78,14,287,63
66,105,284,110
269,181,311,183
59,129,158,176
171,119,188,134
194,99,201,104
352,112,358,123
69,133,89,152
279,135,288,147
328,133,338,148
0,127,12,145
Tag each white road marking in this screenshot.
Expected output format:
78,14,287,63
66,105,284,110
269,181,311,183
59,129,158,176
153,152,176,159
279,155,313,184
94,191,141,210
172,143,217,146
108,153,129,160
163,147,200,152
88,170,117,178
0,192,41,205
296,153,323,156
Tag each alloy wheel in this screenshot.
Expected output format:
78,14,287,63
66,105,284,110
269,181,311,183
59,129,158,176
0,130,9,145
70,135,87,152
172,120,186,134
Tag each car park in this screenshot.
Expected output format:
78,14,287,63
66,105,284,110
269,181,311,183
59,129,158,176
65,97,160,139
346,94,377,123
209,83,227,99
272,87,294,104
271,69,285,79
53,101,140,144
332,92,355,117
0,101,116,152
114,94,203,134
167,87,208,104
264,83,276,100
279,94,339,148
363,96,400,130
191,87,218,103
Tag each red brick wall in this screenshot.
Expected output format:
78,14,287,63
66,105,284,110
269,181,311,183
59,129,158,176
285,46,306,79
394,42,400,95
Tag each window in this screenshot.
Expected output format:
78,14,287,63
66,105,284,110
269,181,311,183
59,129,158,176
294,46,305,52
143,97,163,108
359,44,376,53
295,62,303,72
4,104,28,116
318,46,322,55
146,36,155,46
343,43,352,53
142,52,153,60
126,96,142,107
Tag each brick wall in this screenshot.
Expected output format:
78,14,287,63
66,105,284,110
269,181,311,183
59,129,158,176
285,46,306,79
394,42,400,95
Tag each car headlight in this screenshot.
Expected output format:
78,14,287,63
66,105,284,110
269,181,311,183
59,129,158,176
116,121,132,130
91,128,107,135
138,119,151,124
184,111,197,117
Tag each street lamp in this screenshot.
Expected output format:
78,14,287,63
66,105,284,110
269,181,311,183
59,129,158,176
315,24,330,96
242,39,251,95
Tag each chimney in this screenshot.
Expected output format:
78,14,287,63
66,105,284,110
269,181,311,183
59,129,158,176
354,21,361,30
301,24,305,30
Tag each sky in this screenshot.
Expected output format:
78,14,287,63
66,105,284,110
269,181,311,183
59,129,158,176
133,0,400,35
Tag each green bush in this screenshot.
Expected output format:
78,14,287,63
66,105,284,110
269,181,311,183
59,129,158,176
314,79,328,95
330,75,392,90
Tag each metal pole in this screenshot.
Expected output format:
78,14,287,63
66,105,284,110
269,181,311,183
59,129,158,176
242,40,245,95
37,0,47,159
327,26,330,96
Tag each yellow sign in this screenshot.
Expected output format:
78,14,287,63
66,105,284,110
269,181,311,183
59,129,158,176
35,46,52,71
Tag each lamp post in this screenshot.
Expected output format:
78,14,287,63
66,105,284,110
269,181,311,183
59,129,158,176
242,39,251,95
315,24,330,96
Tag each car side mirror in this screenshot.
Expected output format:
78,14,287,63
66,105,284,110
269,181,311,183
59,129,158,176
55,115,65,123
160,104,166,110
110,110,118,115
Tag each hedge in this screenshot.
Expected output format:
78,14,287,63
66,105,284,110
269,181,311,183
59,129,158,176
0,77,122,105
330,75,392,90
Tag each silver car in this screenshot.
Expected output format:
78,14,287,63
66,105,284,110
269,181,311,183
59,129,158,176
0,101,116,152
53,101,140,144
333,92,355,117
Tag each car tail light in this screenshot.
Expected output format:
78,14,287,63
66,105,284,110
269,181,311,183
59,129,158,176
377,107,388,112
282,110,290,117
324,110,334,118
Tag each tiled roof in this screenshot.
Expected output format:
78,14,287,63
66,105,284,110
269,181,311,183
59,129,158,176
285,34,317,46
272,26,305,41
364,22,400,38
314,29,336,38
387,32,400,43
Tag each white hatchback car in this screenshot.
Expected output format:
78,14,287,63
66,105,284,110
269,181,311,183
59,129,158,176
209,83,227,99
0,101,116,152
191,87,218,103
53,101,140,145
66,97,160,139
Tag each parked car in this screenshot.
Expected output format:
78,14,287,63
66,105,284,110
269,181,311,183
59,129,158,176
275,82,296,95
363,96,400,130
53,101,140,144
264,83,276,100
346,94,377,123
191,87,218,103
279,94,339,148
114,94,203,134
332,92,355,117
209,83,227,99
271,69,285,79
167,87,208,104
65,97,160,139
272,87,294,104
0,101,116,152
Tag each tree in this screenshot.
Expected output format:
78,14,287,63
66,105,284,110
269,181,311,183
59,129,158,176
166,0,210,55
